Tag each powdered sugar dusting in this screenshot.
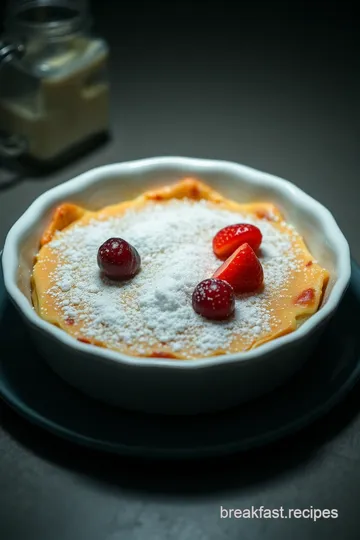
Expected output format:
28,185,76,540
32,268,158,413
42,199,303,358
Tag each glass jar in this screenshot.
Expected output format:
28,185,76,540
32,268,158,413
0,0,110,164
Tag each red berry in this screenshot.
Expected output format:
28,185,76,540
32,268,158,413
192,278,235,320
213,223,262,260
212,243,264,293
97,238,141,280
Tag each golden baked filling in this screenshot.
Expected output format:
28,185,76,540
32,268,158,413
31,178,329,359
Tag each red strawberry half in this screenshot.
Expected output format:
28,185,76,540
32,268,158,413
212,243,264,293
213,223,262,260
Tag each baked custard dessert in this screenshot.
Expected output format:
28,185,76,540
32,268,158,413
31,178,329,359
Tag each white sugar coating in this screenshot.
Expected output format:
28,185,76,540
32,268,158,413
45,199,303,357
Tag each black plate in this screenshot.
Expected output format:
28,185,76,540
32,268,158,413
1,261,359,459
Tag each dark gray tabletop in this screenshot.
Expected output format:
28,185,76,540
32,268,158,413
1,5,360,540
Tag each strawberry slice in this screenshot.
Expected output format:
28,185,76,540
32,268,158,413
212,243,264,293
212,223,262,260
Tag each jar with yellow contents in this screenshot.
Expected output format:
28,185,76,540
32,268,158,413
0,0,110,165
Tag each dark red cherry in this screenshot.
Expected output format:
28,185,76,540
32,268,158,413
192,278,235,320
97,238,141,280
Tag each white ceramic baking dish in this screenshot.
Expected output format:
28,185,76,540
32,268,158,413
2,157,351,414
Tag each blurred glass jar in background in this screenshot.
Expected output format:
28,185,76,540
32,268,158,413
0,0,110,164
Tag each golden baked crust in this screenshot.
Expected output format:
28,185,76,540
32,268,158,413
32,178,329,359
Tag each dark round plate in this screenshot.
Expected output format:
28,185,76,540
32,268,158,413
1,260,360,459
